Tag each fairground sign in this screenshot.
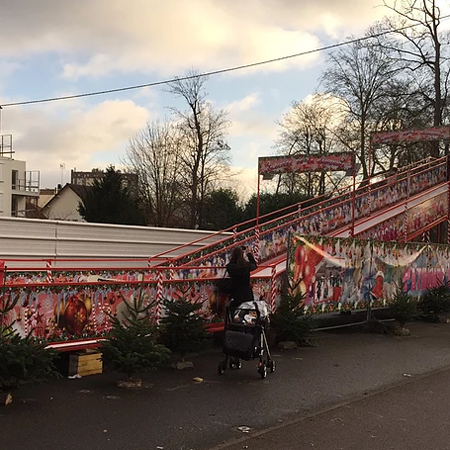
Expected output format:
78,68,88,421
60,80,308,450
372,126,450,145
258,153,354,176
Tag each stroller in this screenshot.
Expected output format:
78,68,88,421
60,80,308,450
218,300,275,379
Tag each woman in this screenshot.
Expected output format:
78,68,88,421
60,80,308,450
226,246,257,307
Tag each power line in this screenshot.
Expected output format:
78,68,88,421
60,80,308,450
2,16,449,108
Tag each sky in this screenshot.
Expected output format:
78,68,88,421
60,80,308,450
0,0,407,199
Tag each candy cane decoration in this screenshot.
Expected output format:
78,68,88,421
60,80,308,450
367,183,372,217
403,201,409,242
24,306,29,336
46,260,53,283
233,226,238,242
448,217,450,245
169,262,175,280
92,296,98,334
253,227,260,263
270,265,277,313
155,270,163,324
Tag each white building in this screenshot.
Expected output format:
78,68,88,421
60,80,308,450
0,134,40,217
41,184,90,222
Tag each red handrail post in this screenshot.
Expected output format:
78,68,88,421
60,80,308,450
350,156,356,238
256,170,261,229
447,152,450,244
0,260,5,288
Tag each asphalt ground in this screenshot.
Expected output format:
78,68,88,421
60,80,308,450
2,321,450,450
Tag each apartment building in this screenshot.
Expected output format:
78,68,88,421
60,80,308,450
0,134,40,217
71,167,138,191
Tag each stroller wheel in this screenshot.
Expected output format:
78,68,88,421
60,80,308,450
258,362,267,379
218,362,226,375
268,360,276,373
229,357,242,370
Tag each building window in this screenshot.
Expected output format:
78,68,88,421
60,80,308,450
12,170,18,189
0,193,3,212
11,196,18,216
0,163,3,181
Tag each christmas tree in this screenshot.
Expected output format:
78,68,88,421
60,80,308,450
0,290,60,400
271,284,314,346
160,292,211,362
100,290,171,380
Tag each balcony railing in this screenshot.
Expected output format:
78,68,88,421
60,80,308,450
12,170,40,194
0,134,13,157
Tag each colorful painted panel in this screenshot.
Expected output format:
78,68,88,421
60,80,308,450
0,276,272,342
358,192,448,241
287,234,450,314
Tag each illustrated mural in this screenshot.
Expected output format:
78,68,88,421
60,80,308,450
0,274,274,343
287,234,450,314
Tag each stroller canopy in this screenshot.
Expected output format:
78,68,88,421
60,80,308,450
237,300,270,319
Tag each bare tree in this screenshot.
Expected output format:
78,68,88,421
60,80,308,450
166,70,231,229
124,120,183,227
321,32,404,179
275,94,344,196
382,0,450,156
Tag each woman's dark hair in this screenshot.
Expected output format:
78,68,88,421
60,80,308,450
230,246,249,269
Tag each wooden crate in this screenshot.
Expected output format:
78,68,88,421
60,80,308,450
68,350,103,376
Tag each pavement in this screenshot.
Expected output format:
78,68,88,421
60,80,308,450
3,321,450,450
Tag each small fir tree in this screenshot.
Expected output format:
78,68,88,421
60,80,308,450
417,282,450,321
391,289,417,328
271,286,315,346
0,291,60,397
159,293,211,362
100,290,170,380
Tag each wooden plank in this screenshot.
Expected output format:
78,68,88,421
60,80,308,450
68,351,103,376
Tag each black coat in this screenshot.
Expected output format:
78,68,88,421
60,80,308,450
226,253,257,305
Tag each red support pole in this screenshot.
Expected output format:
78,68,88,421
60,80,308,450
447,153,450,244
350,158,356,238
256,172,261,228
255,170,261,262
403,172,411,242
367,143,372,217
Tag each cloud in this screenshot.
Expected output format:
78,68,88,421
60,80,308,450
227,94,261,114
0,0,390,79
3,99,149,188
226,93,279,141
0,0,407,198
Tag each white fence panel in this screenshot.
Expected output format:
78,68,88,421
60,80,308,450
0,217,231,268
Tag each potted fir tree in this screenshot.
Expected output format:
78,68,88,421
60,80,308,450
417,283,450,322
1,291,60,405
159,292,212,370
270,288,315,349
390,289,418,336
100,290,171,387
